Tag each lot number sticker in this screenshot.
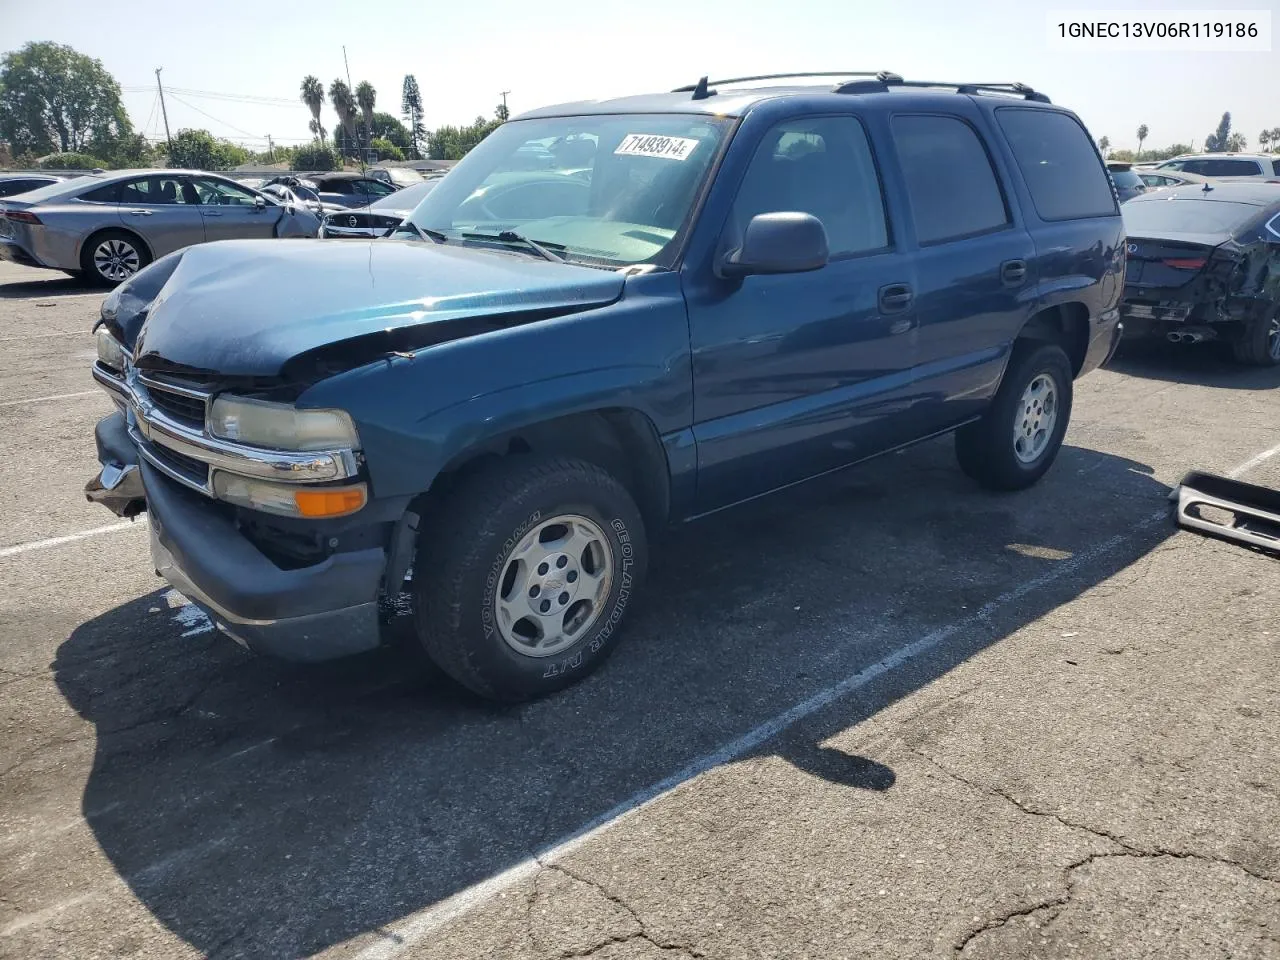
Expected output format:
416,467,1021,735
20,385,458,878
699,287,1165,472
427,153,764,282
615,134,700,161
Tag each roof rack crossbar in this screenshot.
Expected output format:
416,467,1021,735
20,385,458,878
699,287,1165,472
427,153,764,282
672,71,895,92
890,80,1051,103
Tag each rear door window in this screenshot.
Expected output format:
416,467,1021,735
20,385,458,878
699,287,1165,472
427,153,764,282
892,114,1010,244
1181,159,1263,176
995,108,1118,220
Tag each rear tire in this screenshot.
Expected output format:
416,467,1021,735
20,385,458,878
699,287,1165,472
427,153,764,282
80,229,150,287
1231,305,1280,367
955,342,1074,491
413,456,647,702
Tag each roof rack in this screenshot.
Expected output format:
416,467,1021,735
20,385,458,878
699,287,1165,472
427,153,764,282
672,72,1050,103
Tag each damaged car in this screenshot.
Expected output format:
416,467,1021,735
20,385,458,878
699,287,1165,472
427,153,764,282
85,73,1123,701
1119,182,1280,365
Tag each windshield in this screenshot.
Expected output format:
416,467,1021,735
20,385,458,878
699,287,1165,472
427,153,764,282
1110,170,1142,188
402,114,732,267
372,178,439,211
1123,197,1263,235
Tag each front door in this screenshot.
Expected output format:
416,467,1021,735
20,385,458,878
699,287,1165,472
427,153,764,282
115,175,206,257
191,177,279,241
683,114,918,514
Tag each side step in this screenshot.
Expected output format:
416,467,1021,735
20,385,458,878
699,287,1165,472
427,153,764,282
1174,470,1280,555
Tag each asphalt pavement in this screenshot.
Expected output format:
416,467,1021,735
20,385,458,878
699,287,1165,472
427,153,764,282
0,258,1277,959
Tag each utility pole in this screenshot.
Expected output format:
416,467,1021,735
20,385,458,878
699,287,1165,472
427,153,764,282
500,90,510,119
155,67,173,160
267,134,274,163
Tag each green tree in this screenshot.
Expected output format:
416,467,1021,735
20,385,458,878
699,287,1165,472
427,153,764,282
370,137,404,161
1135,124,1148,160
38,151,107,170
300,75,326,143
371,111,410,151
355,81,376,150
328,79,358,158
291,144,339,171
167,128,248,170
1224,131,1247,152
401,75,425,160
495,101,510,122
1097,135,1110,158
0,42,130,156
91,131,155,168
428,115,502,160
1204,112,1231,152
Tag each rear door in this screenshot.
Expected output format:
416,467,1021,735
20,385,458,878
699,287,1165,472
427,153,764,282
191,177,279,241
116,175,206,256
887,108,1037,432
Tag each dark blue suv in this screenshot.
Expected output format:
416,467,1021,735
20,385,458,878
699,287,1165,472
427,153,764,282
86,72,1124,701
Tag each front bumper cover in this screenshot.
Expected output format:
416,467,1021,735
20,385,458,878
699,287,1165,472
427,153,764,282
86,410,386,662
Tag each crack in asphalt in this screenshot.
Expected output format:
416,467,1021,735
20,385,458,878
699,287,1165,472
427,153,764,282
914,749,1280,887
910,750,1280,954
524,859,705,959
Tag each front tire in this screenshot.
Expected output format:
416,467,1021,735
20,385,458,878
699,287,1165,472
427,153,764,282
414,456,648,702
80,229,150,287
955,342,1074,491
1231,305,1280,367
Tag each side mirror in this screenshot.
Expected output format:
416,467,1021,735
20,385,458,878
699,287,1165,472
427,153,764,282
253,195,267,210
718,212,829,279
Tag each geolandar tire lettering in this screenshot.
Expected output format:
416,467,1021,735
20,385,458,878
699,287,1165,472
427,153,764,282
414,456,648,702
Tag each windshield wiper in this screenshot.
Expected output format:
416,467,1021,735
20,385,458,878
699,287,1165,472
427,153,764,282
461,230,566,263
394,221,448,244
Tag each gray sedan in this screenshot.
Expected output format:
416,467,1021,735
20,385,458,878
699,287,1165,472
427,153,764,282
0,169,320,286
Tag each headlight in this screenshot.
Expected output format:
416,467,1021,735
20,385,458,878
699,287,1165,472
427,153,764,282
96,328,127,372
212,473,367,518
209,395,359,451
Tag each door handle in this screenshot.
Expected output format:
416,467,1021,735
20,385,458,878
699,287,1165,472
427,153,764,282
878,283,914,314
127,209,152,217
1001,259,1027,285
202,210,222,217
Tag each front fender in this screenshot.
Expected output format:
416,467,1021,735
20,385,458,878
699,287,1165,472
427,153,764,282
297,271,694,500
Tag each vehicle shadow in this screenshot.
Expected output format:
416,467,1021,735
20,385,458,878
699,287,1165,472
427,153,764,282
53,438,1174,958
1109,340,1280,391
0,275,101,300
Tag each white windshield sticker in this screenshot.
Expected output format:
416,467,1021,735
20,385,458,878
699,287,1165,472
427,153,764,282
614,134,700,161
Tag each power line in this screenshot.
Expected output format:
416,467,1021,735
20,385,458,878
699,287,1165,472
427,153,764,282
121,84,298,106
165,91,261,139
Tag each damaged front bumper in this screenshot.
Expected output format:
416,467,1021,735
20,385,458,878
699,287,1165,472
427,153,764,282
85,411,387,661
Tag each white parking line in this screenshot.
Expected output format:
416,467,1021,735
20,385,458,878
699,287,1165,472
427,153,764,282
351,438,1280,959
0,389,99,408
1227,439,1280,479
0,519,146,560
0,330,89,343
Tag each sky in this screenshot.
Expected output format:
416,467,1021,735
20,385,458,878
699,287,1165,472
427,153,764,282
1,0,1277,155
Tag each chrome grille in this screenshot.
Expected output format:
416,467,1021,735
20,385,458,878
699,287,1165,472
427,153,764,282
147,441,210,487
146,386,206,429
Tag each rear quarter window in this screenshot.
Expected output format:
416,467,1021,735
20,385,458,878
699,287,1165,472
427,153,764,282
80,183,121,203
995,108,1118,220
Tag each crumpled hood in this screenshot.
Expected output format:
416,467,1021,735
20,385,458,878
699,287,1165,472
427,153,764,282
132,238,624,377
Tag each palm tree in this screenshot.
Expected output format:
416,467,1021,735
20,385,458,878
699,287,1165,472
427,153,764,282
1098,136,1111,158
1224,132,1247,153
1259,129,1273,153
328,79,357,158
300,75,326,144
355,81,376,150
1136,124,1148,160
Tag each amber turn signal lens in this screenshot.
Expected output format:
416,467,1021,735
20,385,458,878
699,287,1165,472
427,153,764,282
293,485,367,518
